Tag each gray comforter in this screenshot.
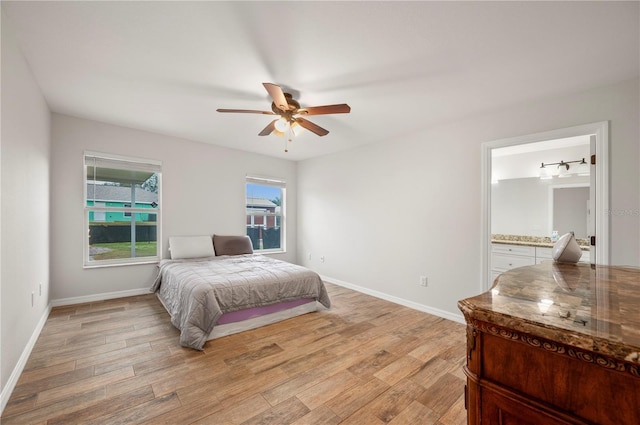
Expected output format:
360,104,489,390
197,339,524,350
151,254,331,350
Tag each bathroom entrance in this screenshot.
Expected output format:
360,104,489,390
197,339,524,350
480,122,609,290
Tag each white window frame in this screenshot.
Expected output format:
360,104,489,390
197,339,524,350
246,175,286,253
84,151,162,268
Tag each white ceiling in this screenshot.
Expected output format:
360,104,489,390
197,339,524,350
2,1,638,161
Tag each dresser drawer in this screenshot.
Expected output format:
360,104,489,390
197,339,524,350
492,253,536,271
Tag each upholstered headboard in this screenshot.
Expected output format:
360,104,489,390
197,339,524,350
213,234,254,256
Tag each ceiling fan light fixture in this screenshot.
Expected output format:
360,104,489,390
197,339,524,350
217,83,350,150
274,117,289,132
291,121,303,136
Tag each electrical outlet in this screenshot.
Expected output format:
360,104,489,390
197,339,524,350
308,252,312,260
420,276,428,287
39,283,42,296
320,256,325,263
31,291,35,307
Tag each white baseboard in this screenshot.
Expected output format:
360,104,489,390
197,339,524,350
1,303,52,415
50,287,152,307
320,275,466,325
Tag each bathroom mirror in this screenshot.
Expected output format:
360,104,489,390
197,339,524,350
491,177,589,238
490,137,590,239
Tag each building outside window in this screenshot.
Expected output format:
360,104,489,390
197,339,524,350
246,176,285,252
84,152,161,267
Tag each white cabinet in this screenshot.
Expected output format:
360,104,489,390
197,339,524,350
535,247,553,264
491,244,536,282
579,250,590,263
492,243,591,282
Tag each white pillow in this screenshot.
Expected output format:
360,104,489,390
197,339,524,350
552,233,582,263
169,236,214,259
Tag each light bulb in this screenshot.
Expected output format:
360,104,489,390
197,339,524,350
291,121,303,136
539,163,552,180
274,117,289,132
557,162,570,178
577,158,590,176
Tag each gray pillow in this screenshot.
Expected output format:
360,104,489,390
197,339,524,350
213,234,254,256
552,233,582,263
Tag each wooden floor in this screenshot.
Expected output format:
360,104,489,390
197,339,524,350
2,283,468,425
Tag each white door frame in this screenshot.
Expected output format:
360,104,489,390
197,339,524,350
480,121,609,291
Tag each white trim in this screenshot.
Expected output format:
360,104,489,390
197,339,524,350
481,121,609,291
83,151,162,268
0,304,51,415
84,150,162,168
321,275,465,325
50,287,152,307
82,259,159,269
246,174,286,186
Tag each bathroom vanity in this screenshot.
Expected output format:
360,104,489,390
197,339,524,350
490,234,590,282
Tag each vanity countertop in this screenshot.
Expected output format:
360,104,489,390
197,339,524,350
458,261,640,365
492,233,590,250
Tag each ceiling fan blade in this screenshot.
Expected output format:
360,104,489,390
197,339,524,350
216,108,275,115
297,104,351,116
295,118,329,136
258,119,277,136
263,83,289,111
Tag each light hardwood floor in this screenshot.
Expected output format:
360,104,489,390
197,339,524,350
2,283,468,424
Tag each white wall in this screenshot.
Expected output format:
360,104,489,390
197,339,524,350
50,114,297,301
1,10,51,407
297,78,639,319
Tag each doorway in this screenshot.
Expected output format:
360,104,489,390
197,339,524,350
480,122,609,291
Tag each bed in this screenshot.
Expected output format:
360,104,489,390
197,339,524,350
151,235,331,350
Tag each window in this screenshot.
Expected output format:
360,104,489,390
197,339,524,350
84,152,161,267
246,176,285,252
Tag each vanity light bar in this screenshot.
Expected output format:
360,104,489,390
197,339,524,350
539,158,588,179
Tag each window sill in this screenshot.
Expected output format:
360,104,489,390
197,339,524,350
83,258,159,269
255,249,286,255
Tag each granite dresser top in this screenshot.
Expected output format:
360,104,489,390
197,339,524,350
458,261,640,365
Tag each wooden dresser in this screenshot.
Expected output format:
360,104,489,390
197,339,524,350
458,262,640,425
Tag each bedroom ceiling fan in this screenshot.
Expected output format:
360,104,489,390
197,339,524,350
217,83,350,151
